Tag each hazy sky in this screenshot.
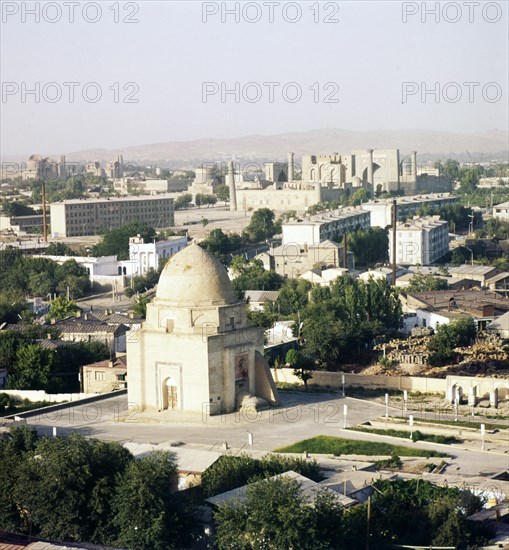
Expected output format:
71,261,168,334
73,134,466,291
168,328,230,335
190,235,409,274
1,0,508,156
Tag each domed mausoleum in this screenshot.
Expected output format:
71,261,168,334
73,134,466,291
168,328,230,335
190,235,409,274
127,242,279,415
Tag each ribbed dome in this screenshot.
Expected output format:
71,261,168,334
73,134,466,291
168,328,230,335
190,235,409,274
155,242,237,305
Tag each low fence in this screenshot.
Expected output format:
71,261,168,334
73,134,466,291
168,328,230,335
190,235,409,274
271,368,509,400
0,390,96,403
2,389,128,421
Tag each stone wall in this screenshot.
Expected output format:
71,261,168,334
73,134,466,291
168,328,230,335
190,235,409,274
0,390,96,403
271,368,509,400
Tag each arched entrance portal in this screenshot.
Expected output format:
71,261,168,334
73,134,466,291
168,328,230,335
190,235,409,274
163,377,178,410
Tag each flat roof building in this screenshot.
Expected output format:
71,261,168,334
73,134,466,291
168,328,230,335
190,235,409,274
388,216,449,266
493,201,509,221
282,207,370,246
50,196,174,237
362,193,458,228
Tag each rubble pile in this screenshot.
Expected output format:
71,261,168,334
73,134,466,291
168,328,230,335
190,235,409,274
368,332,509,378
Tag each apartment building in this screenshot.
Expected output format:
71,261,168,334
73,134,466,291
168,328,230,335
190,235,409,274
389,216,449,265
362,193,458,228
282,207,370,246
50,196,174,237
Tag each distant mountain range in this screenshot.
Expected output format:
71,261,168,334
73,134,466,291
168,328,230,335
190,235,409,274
7,128,509,167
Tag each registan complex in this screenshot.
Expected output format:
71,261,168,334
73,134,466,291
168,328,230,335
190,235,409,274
230,149,451,212
127,243,279,415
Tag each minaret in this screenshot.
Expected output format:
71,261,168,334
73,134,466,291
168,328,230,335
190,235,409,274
287,152,294,182
411,151,418,179
59,155,66,180
227,160,237,211
366,149,374,192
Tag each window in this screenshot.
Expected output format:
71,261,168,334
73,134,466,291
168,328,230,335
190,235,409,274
95,371,106,381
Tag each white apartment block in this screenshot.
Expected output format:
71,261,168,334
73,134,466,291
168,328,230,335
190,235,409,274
118,235,188,276
282,207,371,246
50,196,175,237
362,193,458,228
389,216,449,266
493,201,509,221
34,236,188,286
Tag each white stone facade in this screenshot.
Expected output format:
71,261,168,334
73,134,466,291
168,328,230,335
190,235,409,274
362,194,458,228
282,207,371,246
388,216,449,266
493,201,509,221
127,243,279,415
50,195,175,237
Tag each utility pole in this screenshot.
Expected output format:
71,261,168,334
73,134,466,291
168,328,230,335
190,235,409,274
343,233,348,268
41,181,47,242
392,200,397,286
365,495,371,550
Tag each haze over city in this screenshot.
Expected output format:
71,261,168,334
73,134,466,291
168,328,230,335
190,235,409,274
1,0,508,157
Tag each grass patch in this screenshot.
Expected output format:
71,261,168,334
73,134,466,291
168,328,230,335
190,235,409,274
275,382,340,394
274,435,448,458
394,416,507,431
373,453,402,470
350,426,460,445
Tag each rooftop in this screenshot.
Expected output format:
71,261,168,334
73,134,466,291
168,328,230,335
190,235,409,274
50,195,174,205
244,290,280,303
123,442,221,474
206,470,354,508
392,216,448,231
449,265,498,277
284,207,368,226
406,289,509,316
83,356,127,370
362,193,456,207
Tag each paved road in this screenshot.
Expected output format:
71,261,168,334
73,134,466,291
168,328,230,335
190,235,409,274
24,392,509,478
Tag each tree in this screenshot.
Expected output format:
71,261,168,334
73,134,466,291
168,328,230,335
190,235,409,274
1,200,37,216
275,278,312,316
11,434,133,543
407,273,448,292
0,426,39,532
91,222,156,260
428,317,476,366
443,159,460,181
244,208,279,242
351,188,370,206
201,454,322,498
7,344,54,390
286,349,313,391
200,229,246,264
451,246,472,266
133,295,150,318
45,242,76,256
300,277,402,367
231,258,284,293
175,193,192,210
347,227,388,267
215,184,230,203
195,194,217,208
458,168,481,194
49,296,80,320
51,341,110,392
112,451,196,550
214,477,341,550
0,291,28,324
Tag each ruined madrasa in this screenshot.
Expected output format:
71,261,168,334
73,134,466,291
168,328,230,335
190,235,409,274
191,148,451,213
